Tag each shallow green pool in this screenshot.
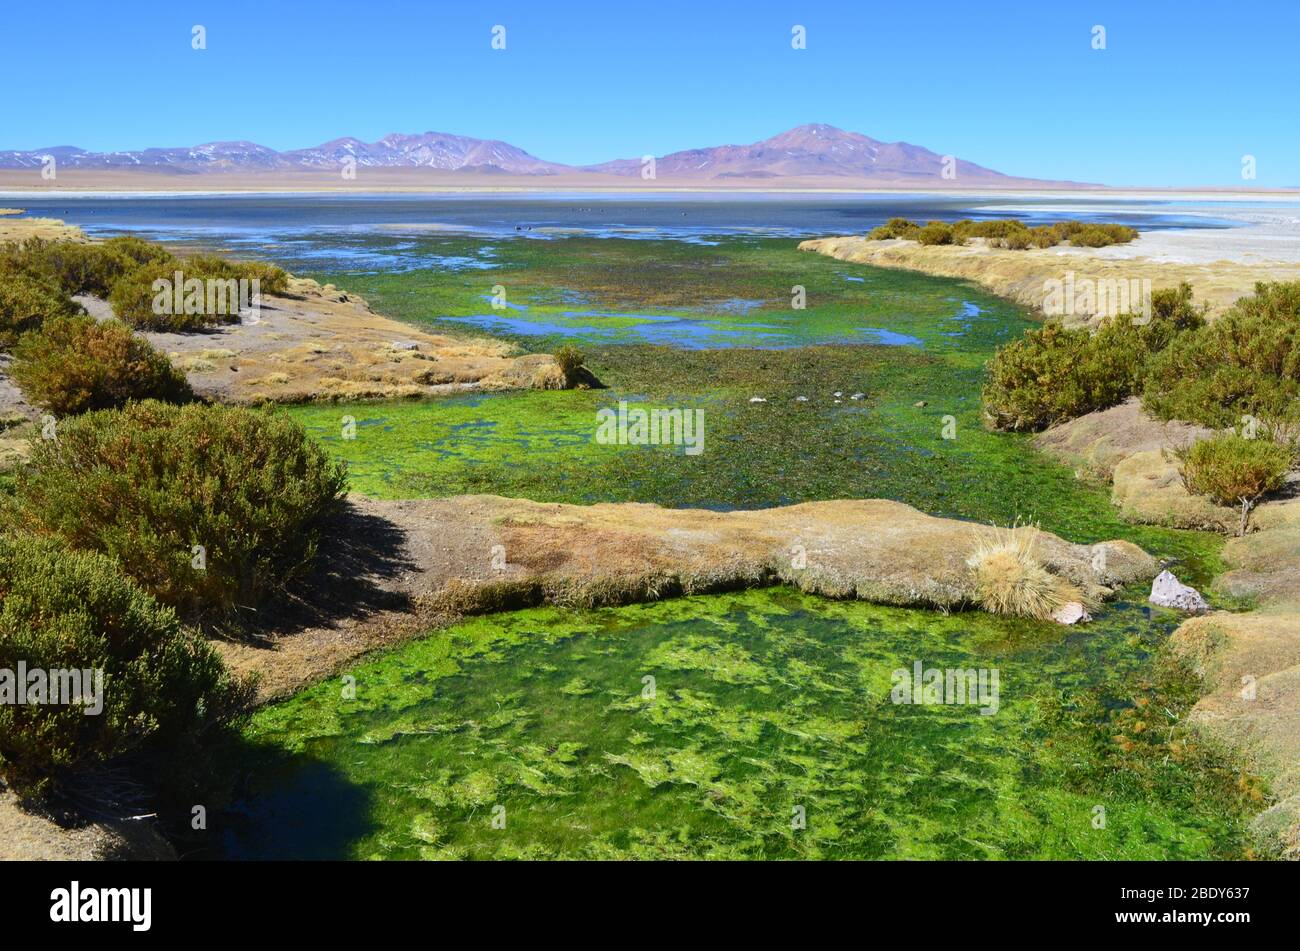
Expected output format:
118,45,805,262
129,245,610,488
216,588,1250,860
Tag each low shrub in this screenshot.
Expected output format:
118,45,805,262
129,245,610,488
0,533,247,796
1143,280,1300,428
1177,433,1293,534
867,217,1137,250
983,284,1204,431
1068,223,1139,247
867,217,922,240
0,264,82,348
108,256,289,331
5,401,348,619
0,237,175,299
10,315,193,416
916,221,955,246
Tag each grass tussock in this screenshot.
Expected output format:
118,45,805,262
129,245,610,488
966,525,1085,619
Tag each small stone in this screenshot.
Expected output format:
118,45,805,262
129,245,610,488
795,396,808,402
833,391,843,397
1052,602,1091,625
850,392,865,400
749,396,767,403
389,340,421,351
1148,570,1209,612
914,400,928,408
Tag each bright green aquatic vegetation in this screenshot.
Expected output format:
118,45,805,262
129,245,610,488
217,588,1253,860
311,235,1021,352
212,234,1250,860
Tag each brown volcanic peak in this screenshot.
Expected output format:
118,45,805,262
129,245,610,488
586,123,1012,181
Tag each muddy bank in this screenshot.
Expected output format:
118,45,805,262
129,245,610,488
799,235,1300,323
215,493,1155,703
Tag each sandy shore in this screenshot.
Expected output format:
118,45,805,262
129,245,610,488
801,208,1300,321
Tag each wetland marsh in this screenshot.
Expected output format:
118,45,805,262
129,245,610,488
192,228,1254,859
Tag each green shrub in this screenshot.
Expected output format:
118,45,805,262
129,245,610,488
108,256,289,331
1143,281,1300,428
1,236,176,298
867,217,921,240
5,401,348,620
1177,433,1293,533
98,235,175,270
0,533,247,796
867,217,1137,250
0,264,82,348
11,315,193,416
982,285,1202,432
916,221,955,246
1068,223,1138,247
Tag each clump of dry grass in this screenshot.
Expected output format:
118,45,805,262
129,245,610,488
966,525,1084,619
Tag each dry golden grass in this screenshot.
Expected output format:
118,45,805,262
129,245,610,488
966,525,1086,619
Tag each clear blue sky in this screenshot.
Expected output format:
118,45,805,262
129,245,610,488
7,0,1298,186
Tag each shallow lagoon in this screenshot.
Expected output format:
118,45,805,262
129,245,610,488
152,225,1250,859
218,588,1249,860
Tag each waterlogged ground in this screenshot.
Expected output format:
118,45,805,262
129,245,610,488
283,236,1222,582
217,588,1252,860
206,231,1252,859
310,235,1018,351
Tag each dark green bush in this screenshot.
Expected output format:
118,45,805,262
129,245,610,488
1,236,176,298
5,401,347,620
1144,281,1300,428
916,221,955,246
867,217,922,240
982,284,1204,431
108,256,289,331
0,533,247,796
867,217,1137,250
1068,223,1139,247
11,315,193,416
0,263,82,348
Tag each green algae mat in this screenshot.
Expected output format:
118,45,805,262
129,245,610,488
214,234,1256,859
218,588,1254,860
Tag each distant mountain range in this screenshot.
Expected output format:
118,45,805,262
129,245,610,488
0,124,1064,185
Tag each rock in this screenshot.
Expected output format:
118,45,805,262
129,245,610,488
749,397,767,403
914,400,927,408
1051,601,1091,625
850,392,865,400
389,340,421,351
795,396,808,402
833,391,843,398
1149,570,1209,611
